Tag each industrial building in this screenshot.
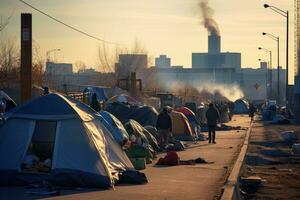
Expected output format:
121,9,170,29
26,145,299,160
192,34,241,69
150,33,286,101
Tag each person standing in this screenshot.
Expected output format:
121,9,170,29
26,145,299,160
249,103,256,121
90,93,101,112
206,103,220,144
156,107,172,150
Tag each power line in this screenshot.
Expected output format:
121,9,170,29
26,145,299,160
18,0,120,45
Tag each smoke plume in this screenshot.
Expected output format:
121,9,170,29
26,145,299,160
198,0,220,36
156,74,244,103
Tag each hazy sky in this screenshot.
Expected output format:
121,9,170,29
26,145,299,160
0,0,296,83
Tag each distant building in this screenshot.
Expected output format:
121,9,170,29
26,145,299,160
115,54,148,79
155,55,171,68
260,61,268,70
45,62,73,75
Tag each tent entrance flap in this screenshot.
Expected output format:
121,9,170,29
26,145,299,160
21,120,57,173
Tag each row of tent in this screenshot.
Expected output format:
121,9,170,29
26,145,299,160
105,102,200,141
0,93,138,188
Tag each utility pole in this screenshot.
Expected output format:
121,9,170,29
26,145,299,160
21,13,32,103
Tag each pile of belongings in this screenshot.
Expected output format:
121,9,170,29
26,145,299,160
0,93,147,188
201,123,244,132
156,151,212,166
124,120,159,169
216,123,245,131
262,105,277,121
280,131,297,141
165,140,186,152
106,102,158,127
271,114,291,124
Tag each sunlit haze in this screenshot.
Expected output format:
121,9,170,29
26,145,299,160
0,0,295,83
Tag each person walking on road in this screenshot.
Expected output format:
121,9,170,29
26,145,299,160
249,103,256,121
206,103,220,144
156,107,172,150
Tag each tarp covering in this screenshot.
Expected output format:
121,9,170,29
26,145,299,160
0,90,17,112
170,111,194,141
233,99,249,114
83,86,108,102
99,111,130,145
0,93,134,188
105,102,158,126
108,94,140,105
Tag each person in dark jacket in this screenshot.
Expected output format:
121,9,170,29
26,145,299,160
206,103,220,144
156,107,172,149
90,93,101,112
249,103,256,121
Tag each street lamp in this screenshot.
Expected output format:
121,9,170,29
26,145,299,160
262,32,280,104
258,47,272,99
46,49,60,62
264,3,289,106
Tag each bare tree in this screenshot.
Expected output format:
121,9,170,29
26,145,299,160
74,61,87,72
32,41,45,86
0,39,46,88
0,39,20,88
0,15,12,32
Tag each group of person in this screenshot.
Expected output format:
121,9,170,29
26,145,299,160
156,101,257,147
156,103,221,148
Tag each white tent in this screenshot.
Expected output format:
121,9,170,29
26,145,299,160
0,93,133,188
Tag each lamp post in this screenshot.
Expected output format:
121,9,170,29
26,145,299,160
264,3,289,106
46,48,60,62
262,32,280,104
259,47,272,99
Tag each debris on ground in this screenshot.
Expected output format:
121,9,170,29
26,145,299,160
271,115,291,125
281,131,297,141
155,151,213,166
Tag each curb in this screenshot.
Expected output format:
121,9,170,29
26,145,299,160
220,121,253,200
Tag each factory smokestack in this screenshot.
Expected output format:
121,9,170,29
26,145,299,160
198,0,221,53
198,0,220,36
208,34,221,54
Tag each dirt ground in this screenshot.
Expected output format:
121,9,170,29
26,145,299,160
240,120,300,200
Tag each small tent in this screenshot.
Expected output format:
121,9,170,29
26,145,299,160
124,120,159,151
170,111,194,141
105,102,158,126
175,107,197,123
233,99,249,114
99,111,130,145
0,93,134,188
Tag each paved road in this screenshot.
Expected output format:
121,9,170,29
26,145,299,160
0,115,250,200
